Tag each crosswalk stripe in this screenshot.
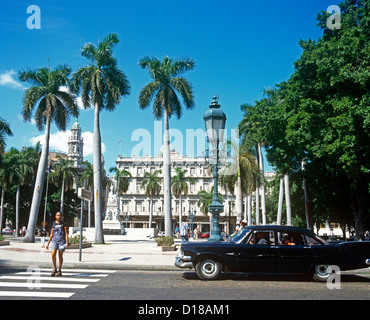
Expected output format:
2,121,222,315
0,276,100,283
0,268,116,299
16,271,110,277
38,268,116,274
0,281,88,289
0,291,74,298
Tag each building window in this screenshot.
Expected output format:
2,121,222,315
122,200,130,212
190,182,196,192
135,201,143,212
204,182,209,191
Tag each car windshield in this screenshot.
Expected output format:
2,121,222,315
227,228,252,244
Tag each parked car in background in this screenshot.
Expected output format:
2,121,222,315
175,225,370,282
199,232,210,239
2,228,14,235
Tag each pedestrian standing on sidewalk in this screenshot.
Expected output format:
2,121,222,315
180,219,189,244
46,212,69,276
38,221,48,248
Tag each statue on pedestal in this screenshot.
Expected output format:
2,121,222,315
103,179,124,235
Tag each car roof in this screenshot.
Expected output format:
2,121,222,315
245,225,315,236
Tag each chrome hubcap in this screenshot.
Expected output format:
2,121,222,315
316,264,330,277
201,260,217,276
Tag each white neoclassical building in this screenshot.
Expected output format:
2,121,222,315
115,149,277,233
115,149,239,233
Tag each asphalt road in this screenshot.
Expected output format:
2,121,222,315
0,267,368,303
71,270,370,300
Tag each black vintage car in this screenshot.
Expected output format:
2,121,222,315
175,225,370,281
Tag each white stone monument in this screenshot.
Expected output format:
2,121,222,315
103,181,124,235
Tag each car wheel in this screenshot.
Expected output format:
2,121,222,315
313,264,332,282
195,258,222,280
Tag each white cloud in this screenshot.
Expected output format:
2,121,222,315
0,70,26,90
82,131,106,156
29,130,106,157
60,86,85,110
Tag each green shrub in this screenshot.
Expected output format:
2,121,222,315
69,234,87,244
155,236,174,246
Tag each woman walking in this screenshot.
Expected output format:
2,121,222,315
46,212,69,276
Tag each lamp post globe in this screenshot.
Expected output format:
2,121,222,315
203,96,226,242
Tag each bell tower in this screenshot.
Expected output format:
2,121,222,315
67,120,84,169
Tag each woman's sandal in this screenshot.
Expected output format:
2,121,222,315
51,269,57,277
56,270,62,277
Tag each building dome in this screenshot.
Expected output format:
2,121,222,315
72,121,81,130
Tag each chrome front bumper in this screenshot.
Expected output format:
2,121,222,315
174,253,194,269
366,259,370,266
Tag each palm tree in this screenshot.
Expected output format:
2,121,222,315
0,153,11,232
19,65,78,243
109,167,131,215
71,33,131,244
171,167,195,225
80,161,94,227
141,170,162,228
0,118,13,154
6,148,33,236
50,156,78,216
219,140,260,225
138,55,195,236
197,187,224,215
24,142,42,187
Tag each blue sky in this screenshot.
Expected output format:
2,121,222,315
0,0,339,173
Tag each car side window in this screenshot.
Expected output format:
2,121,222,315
249,231,275,245
279,232,306,246
305,236,323,245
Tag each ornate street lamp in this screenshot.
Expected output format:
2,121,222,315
123,211,130,228
188,208,195,238
203,96,227,242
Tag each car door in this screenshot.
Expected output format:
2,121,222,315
278,232,314,273
235,230,279,272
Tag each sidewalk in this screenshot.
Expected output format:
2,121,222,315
0,235,182,271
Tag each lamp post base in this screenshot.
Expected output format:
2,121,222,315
208,202,224,242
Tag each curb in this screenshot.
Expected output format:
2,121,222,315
0,261,180,271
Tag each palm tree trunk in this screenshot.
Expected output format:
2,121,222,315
163,109,172,236
60,178,65,215
277,177,284,225
93,103,104,244
88,200,91,227
284,174,292,226
247,194,252,225
24,115,51,243
302,160,312,230
258,143,267,224
236,171,243,222
255,186,260,225
243,196,247,221
16,184,20,237
0,188,4,232
149,197,153,228
179,194,182,225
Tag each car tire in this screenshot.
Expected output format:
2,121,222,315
312,264,332,282
195,258,222,280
